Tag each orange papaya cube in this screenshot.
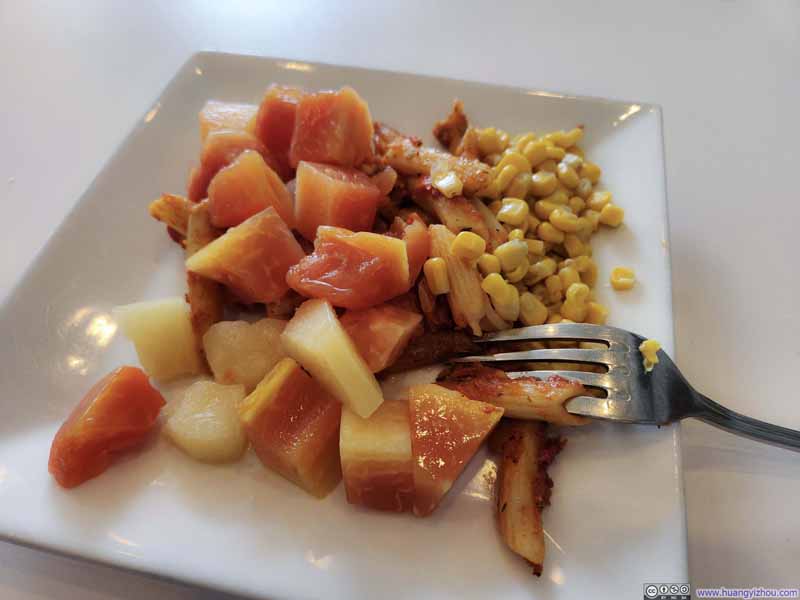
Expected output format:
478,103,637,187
198,100,257,141
286,227,409,309
294,161,381,241
408,384,504,516
289,86,374,168
340,304,422,372
239,358,342,497
186,207,304,304
389,213,431,284
340,400,414,512
207,150,295,228
187,129,280,202
48,366,165,488
253,84,304,181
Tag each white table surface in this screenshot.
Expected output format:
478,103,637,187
1,1,798,597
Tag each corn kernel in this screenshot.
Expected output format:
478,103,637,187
546,313,564,324
532,283,548,301
506,259,530,283
423,257,450,295
610,266,635,290
549,207,581,233
450,230,486,261
586,302,609,325
511,132,537,152
563,233,586,257
545,144,566,161
639,339,661,372
581,259,598,286
477,253,501,276
561,255,591,272
525,238,545,255
559,266,580,290
493,284,520,322
542,189,569,206
576,216,592,236
508,228,526,241
527,214,542,231
493,164,519,194
545,274,563,302
568,196,586,214
493,239,529,272
477,127,509,155
512,281,528,294
537,221,565,243
580,161,601,183
505,172,531,199
562,153,583,170
519,292,548,326
537,159,558,173
522,139,549,167
481,272,507,296
561,282,590,322
582,209,601,231
587,190,612,211
600,203,625,227
566,282,590,303
432,171,463,198
533,199,560,221
567,145,585,158
525,257,558,285
496,197,530,226
485,153,502,166
559,127,584,148
575,178,593,200
529,171,558,197
557,162,580,189
496,151,531,175
488,200,503,215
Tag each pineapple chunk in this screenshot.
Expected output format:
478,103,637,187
340,401,414,512
163,381,247,463
281,299,383,418
239,358,342,497
202,319,287,392
113,298,203,381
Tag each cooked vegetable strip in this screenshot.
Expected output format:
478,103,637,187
432,99,468,153
185,201,224,362
409,179,490,241
383,138,491,195
468,197,508,251
437,364,589,425
428,225,486,336
493,420,563,576
148,193,192,237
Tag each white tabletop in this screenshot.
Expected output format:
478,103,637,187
2,1,799,597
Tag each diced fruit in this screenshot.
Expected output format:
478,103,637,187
253,84,304,181
294,161,381,241
340,304,422,372
408,384,504,516
198,100,257,141
389,213,431,284
163,381,247,463
113,298,203,381
281,299,383,418
186,207,305,304
239,358,342,497
207,150,294,228
287,227,409,309
48,366,165,488
289,86,374,168
340,401,413,512
187,129,279,202
202,318,287,392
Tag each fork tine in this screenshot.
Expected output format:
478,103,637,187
452,347,627,366
477,323,624,345
565,395,656,424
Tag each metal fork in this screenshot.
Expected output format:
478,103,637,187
451,323,800,450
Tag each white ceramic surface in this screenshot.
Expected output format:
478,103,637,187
0,52,684,599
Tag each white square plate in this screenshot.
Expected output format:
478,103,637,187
0,52,686,599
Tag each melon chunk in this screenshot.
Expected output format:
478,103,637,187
185,207,304,304
340,401,413,512
253,84,304,180
294,161,381,241
113,298,203,381
198,101,257,141
340,304,422,372
289,86,374,168
408,384,504,516
239,358,342,497
281,299,383,418
202,318,287,392
164,381,247,463
207,150,294,228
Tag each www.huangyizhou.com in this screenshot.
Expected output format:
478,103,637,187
695,588,799,599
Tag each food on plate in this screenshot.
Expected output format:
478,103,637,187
163,380,247,463
408,384,504,516
388,213,430,284
281,299,383,418
148,193,192,238
49,366,165,488
239,358,342,497
114,298,203,381
639,338,661,372
252,84,304,180
492,420,564,576
293,161,381,241
186,207,304,304
340,400,414,512
438,364,589,425
199,100,257,141
339,304,422,372
202,318,287,392
207,149,295,228
287,227,410,309
610,266,636,291
289,86,373,168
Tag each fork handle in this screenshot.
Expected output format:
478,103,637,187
692,393,800,450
